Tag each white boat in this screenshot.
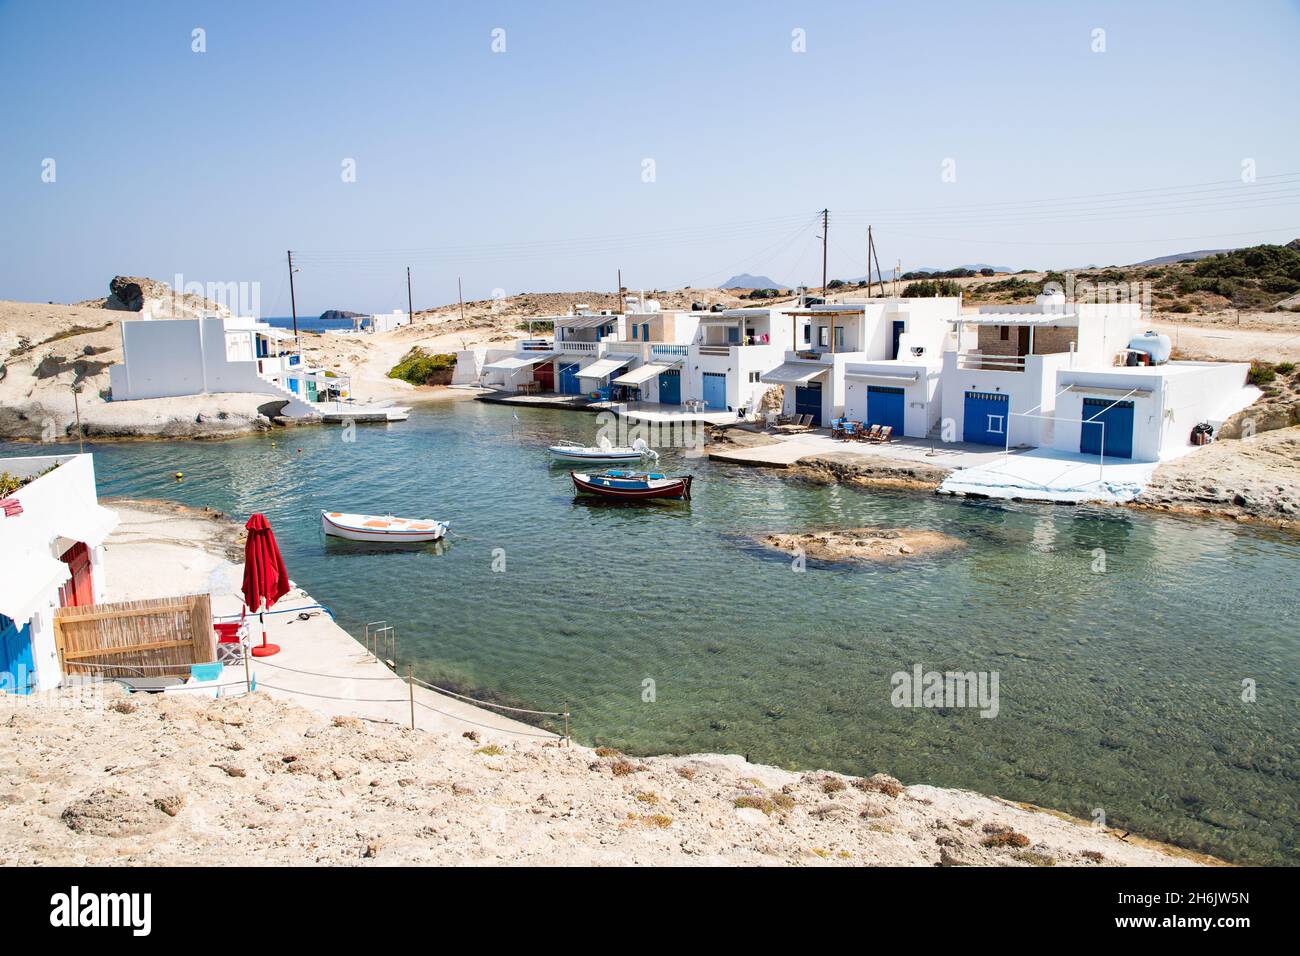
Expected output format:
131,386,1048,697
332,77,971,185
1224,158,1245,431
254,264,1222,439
321,511,449,543
547,436,658,463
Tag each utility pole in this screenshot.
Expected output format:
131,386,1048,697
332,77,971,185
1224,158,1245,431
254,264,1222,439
71,384,84,454
286,250,299,339
872,232,884,301
820,208,829,299
457,277,465,321
406,266,414,325
867,226,875,298
617,268,622,310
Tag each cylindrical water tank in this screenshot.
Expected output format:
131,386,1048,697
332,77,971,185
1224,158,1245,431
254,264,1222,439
1129,330,1172,364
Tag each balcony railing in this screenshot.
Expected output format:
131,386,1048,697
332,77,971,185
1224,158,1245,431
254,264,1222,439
556,340,599,353
517,339,553,352
697,344,731,356
957,352,1026,372
649,344,689,357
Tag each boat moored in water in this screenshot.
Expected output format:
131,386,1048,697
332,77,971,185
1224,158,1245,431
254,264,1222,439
321,511,449,543
570,469,692,500
548,436,657,463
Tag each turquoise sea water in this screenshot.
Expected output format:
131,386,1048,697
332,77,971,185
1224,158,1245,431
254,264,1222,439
6,400,1297,864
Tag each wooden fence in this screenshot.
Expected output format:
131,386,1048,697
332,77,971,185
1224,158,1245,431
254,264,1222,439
54,593,216,679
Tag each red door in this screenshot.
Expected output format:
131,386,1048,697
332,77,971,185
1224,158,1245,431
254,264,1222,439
533,361,555,392
58,542,94,607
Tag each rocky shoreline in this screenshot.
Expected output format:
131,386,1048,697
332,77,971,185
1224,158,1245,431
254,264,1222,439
0,686,1215,867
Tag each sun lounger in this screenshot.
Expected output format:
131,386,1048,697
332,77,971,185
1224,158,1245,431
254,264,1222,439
857,424,880,442
874,425,893,443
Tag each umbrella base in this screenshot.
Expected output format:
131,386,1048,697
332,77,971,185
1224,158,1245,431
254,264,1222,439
251,643,281,657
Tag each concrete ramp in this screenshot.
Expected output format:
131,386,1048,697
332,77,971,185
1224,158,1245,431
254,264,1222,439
939,448,1159,504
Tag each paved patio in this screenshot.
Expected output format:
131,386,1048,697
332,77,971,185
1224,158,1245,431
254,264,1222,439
707,427,1015,470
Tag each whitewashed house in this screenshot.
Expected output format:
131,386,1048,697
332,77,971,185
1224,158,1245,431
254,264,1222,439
762,298,962,432
108,315,350,416
939,293,1253,461
0,453,117,694
661,308,794,416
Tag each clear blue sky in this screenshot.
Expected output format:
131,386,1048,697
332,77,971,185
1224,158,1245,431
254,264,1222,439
2,0,1298,315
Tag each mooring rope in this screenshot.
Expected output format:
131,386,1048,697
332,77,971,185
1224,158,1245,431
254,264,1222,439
413,698,559,739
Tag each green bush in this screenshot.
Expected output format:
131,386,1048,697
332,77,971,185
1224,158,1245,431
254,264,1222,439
902,279,962,297
1247,361,1276,387
387,348,457,385
1274,362,1295,375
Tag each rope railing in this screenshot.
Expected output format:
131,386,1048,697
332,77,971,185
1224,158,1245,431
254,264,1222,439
59,652,570,744
409,674,565,717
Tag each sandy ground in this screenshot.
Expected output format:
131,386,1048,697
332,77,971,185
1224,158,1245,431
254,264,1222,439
1152,315,1300,364
0,687,1212,867
0,498,1215,866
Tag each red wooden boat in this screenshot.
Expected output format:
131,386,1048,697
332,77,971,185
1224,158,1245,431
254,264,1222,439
570,470,692,501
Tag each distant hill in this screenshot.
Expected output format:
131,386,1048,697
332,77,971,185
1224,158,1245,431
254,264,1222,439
909,263,1016,274
1129,249,1237,267
721,273,787,289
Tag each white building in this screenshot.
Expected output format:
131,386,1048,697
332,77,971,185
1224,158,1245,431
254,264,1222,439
940,293,1253,461
108,315,350,416
669,308,794,415
337,310,410,335
762,297,962,433
0,453,117,694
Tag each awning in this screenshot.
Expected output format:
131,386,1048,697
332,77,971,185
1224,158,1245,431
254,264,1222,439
611,361,678,387
482,352,555,372
845,368,920,385
761,362,828,385
258,328,298,341
56,503,119,548
0,551,69,623
577,356,634,380
555,315,612,330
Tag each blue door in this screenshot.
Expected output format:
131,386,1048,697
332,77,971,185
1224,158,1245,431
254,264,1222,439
0,614,35,695
657,368,681,405
867,386,905,433
891,320,905,359
963,391,1009,445
726,326,740,344
702,372,727,410
794,381,822,425
558,363,581,395
1080,398,1134,459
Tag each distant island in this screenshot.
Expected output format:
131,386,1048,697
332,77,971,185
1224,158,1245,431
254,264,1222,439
319,309,365,322
721,273,787,290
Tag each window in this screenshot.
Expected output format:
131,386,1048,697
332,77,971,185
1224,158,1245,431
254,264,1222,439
999,326,1009,341
631,324,639,339
803,324,811,344
818,326,829,348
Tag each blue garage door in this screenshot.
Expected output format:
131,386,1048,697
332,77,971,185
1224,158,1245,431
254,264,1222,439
558,363,581,395
1080,398,1134,460
866,385,905,433
794,381,822,425
702,372,727,410
0,614,35,695
963,391,1009,445
657,368,681,405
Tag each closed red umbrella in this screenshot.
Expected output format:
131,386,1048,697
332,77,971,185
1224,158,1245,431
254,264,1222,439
242,513,291,658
